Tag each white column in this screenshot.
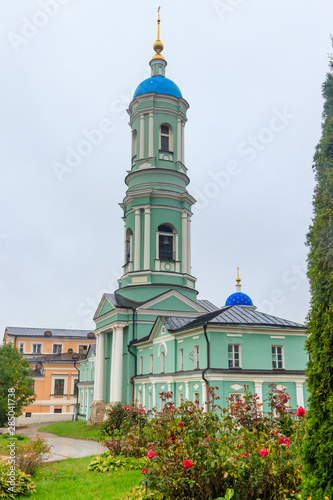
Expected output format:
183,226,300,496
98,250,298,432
143,383,146,408
144,207,151,269
95,333,105,401
201,381,207,412
134,208,141,271
187,215,191,274
182,212,188,274
112,327,124,403
140,114,145,159
168,382,172,392
181,122,185,164
295,381,304,408
148,112,154,158
110,329,117,402
254,381,263,405
153,383,156,408
185,381,190,400
177,118,182,162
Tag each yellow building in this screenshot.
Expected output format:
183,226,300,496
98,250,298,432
3,327,96,424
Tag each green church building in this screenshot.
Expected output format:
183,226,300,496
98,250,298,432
86,13,307,424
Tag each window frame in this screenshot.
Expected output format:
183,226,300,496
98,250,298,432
193,391,200,409
19,342,25,354
157,224,177,262
272,345,284,369
228,344,241,369
161,351,165,373
78,345,88,356
178,348,184,371
160,124,171,152
32,343,42,355
52,344,62,354
54,379,65,396
149,354,153,374
229,392,244,404
194,345,200,369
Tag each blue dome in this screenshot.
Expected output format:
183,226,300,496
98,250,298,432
133,76,182,99
225,292,253,307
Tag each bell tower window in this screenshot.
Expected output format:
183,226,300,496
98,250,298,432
160,124,170,151
158,224,176,261
125,228,133,264
132,129,137,158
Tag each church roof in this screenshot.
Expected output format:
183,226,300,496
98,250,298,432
133,76,182,99
160,305,304,332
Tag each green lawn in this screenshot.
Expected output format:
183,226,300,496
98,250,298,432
38,421,102,440
15,456,142,500
0,434,30,455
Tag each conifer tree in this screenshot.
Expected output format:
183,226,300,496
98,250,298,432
302,39,333,499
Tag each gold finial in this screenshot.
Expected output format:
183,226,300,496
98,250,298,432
152,6,164,60
236,267,241,286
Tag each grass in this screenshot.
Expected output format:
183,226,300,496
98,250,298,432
0,434,30,455
38,421,102,440
15,456,142,500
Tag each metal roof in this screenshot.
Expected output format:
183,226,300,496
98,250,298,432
161,305,304,332
5,327,95,338
197,299,220,312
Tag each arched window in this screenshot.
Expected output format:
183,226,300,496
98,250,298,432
125,228,133,264
158,224,176,261
132,129,137,157
160,124,173,152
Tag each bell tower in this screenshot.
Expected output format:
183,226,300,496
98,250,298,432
116,9,197,303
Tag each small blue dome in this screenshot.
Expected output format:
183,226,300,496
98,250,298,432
133,76,182,99
225,292,253,307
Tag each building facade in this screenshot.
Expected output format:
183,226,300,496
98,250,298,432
3,327,96,424
88,15,308,424
77,345,96,421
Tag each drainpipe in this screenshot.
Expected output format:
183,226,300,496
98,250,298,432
201,323,210,411
73,361,80,421
127,308,137,404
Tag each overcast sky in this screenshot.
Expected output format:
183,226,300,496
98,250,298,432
1,0,332,337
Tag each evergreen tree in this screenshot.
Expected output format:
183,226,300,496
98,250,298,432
0,343,35,427
302,40,333,499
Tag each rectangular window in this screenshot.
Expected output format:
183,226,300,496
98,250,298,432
149,354,153,374
79,345,88,355
53,344,62,354
138,391,143,407
54,408,62,414
272,346,284,369
229,392,244,404
139,356,143,375
179,349,184,371
178,392,184,407
25,413,31,418
161,135,169,151
148,392,153,411
193,391,200,409
161,352,165,373
19,343,24,354
32,344,42,354
194,346,200,369
228,344,241,368
54,379,64,395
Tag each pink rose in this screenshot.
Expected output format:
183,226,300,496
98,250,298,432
279,437,290,446
147,450,156,458
296,406,306,417
259,448,268,457
183,460,194,469
243,453,248,458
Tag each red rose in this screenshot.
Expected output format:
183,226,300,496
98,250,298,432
259,448,268,457
147,450,156,458
141,468,148,474
142,408,145,413
179,422,184,428
183,460,194,469
279,437,290,446
296,406,306,417
236,457,239,460
243,453,248,458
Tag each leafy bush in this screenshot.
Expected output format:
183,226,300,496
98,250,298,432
100,402,149,457
0,462,36,498
15,434,51,476
88,451,147,473
137,386,305,500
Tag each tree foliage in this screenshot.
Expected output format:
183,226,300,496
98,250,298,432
0,343,36,427
302,39,333,499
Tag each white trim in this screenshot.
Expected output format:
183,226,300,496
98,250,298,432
134,208,141,271
270,336,285,339
226,334,242,337
148,112,154,157
139,114,145,159
144,207,151,269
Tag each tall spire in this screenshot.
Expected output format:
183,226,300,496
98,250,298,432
152,6,164,60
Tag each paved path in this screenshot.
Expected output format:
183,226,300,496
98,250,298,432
16,423,106,462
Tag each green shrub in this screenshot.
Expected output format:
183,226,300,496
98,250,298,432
15,434,51,476
0,462,36,498
88,451,147,473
